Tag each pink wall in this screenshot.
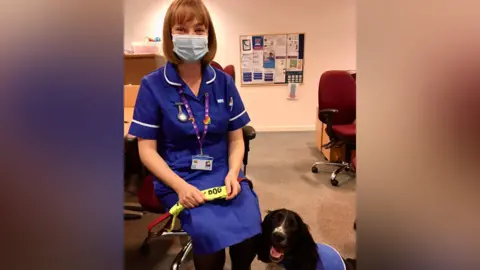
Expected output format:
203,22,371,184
125,0,356,131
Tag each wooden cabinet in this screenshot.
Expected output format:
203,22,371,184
124,54,166,85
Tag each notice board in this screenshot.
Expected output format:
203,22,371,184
239,33,305,86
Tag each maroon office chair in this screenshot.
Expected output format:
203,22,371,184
211,61,255,173
311,70,356,186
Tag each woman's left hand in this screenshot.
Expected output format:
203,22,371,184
225,173,241,200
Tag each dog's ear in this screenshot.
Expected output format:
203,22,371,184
290,216,319,270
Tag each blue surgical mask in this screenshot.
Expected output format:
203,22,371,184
172,34,209,62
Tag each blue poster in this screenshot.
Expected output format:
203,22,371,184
264,72,274,82
242,72,253,82
263,52,275,68
252,36,264,50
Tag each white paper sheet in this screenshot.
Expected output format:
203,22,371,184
287,34,299,57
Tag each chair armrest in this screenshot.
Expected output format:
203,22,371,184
318,108,339,145
242,125,256,141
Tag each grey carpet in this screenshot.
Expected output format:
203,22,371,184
124,131,356,270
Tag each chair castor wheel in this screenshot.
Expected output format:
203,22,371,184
311,166,319,173
331,179,339,186
140,243,150,255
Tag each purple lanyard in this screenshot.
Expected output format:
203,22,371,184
178,87,210,155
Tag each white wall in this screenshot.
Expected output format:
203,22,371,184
125,0,356,132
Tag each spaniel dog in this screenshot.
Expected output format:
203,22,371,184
257,208,356,270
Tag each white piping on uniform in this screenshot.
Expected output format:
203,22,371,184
229,110,246,122
164,65,182,86
164,64,216,86
131,119,160,128
206,65,216,84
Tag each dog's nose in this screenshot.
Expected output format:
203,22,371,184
272,232,286,244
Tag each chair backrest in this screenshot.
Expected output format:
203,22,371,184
211,61,236,83
318,70,356,125
224,65,235,83
210,60,223,70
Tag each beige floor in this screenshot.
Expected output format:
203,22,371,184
124,131,356,270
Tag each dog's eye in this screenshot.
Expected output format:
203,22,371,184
274,213,285,222
285,218,297,228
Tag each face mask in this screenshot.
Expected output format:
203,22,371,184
172,34,209,62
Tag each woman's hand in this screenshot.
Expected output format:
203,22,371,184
175,182,206,209
225,173,241,200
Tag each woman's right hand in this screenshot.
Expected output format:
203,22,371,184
175,182,207,209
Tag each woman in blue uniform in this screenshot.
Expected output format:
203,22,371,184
128,0,262,269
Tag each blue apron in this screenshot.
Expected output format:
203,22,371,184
129,62,262,255
281,243,346,270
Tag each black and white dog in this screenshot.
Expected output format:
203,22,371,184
257,209,356,270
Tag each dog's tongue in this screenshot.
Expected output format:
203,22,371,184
270,247,283,259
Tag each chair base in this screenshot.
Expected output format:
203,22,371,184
140,227,192,270
311,161,355,186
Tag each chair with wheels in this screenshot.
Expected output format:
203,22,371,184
311,70,356,186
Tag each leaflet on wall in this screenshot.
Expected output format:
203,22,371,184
262,35,275,68
242,54,253,69
252,51,263,68
240,36,253,54
252,36,264,50
287,58,303,72
253,67,264,83
241,53,254,84
274,58,286,83
287,34,299,57
263,68,275,82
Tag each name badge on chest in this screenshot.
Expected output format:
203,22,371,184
191,155,214,171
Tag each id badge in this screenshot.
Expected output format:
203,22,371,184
191,155,214,171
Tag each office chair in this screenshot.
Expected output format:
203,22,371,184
137,125,256,269
311,70,356,186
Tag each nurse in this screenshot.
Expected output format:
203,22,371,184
128,0,262,269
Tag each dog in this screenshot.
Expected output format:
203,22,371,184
257,208,356,270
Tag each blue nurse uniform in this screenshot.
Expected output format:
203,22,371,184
128,62,262,255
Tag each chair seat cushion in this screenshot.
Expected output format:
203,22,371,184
332,123,356,140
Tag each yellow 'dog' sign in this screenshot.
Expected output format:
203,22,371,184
166,186,228,231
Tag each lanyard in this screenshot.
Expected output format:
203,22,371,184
178,87,210,155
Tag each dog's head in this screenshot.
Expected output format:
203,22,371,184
258,208,319,270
